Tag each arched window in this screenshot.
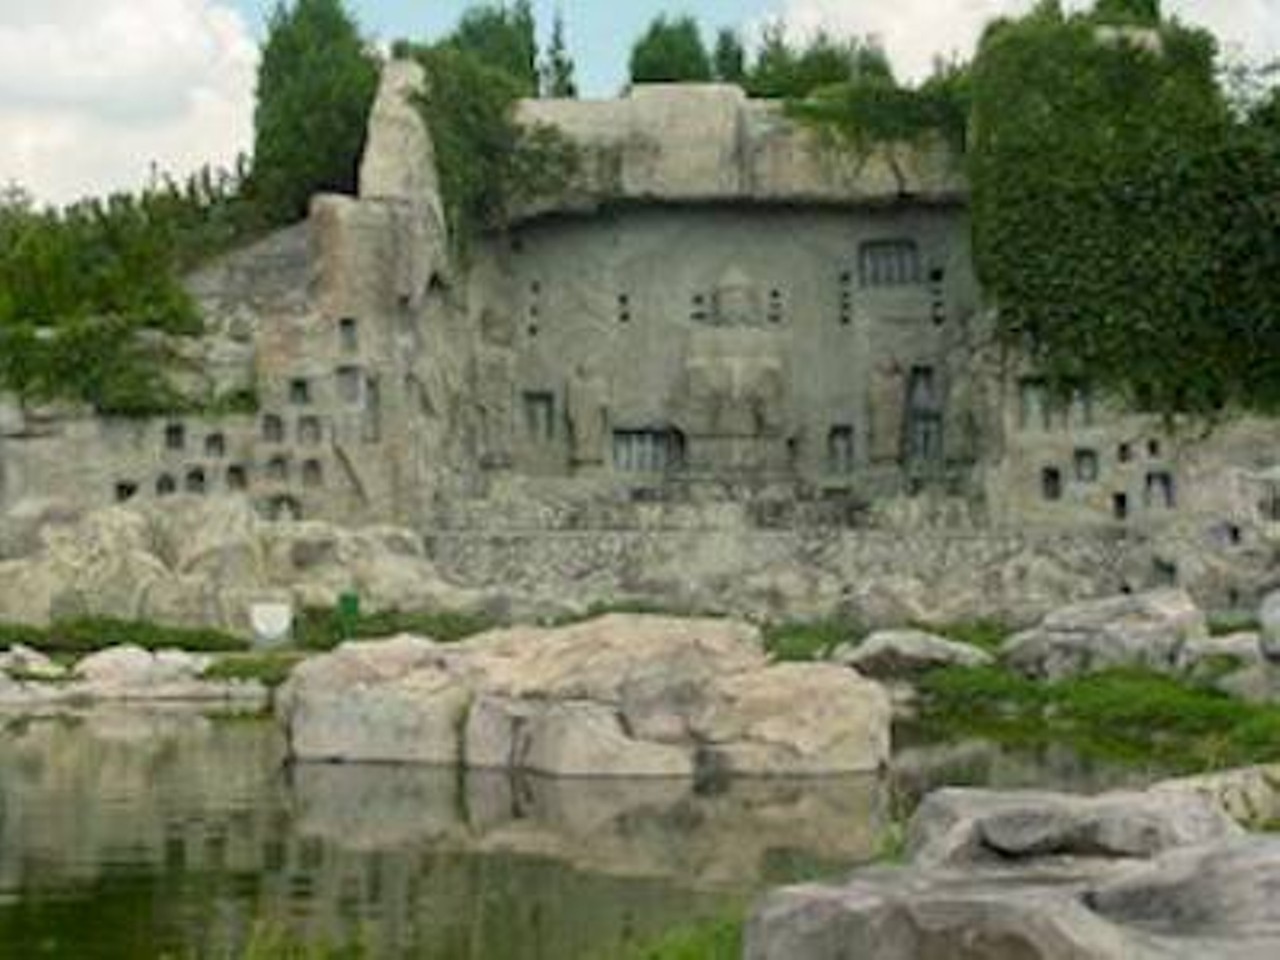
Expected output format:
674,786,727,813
205,433,226,458
185,468,207,495
226,465,248,491
263,414,285,443
302,460,324,488
267,457,289,483
156,474,177,497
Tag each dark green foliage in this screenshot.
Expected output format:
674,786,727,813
919,665,1280,772
931,620,1011,653
969,3,1280,415
712,29,746,84
404,44,579,248
252,0,378,225
540,10,578,97
0,618,247,656
747,24,893,100
447,1,539,96
629,16,712,84
1094,0,1162,25
763,619,863,661
293,607,495,651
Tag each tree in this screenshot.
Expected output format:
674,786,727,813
746,23,894,99
251,0,378,225
1093,0,1161,25
629,16,712,84
541,11,578,97
713,28,746,84
447,1,539,96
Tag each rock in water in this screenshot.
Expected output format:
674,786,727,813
278,614,893,777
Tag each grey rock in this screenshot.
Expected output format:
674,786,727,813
1003,590,1207,681
1258,591,1280,663
841,629,993,679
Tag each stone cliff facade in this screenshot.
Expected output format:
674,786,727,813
0,61,1276,624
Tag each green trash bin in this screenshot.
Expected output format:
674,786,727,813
338,591,361,639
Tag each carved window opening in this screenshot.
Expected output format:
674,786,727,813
302,460,324,488
226,465,248,491
523,391,556,443
1261,483,1280,522
906,366,943,463
1148,439,1162,458
268,496,301,522
156,474,177,497
115,482,138,503
205,433,226,458
263,415,285,443
1041,467,1064,502
1118,443,1133,463
165,423,185,451
185,468,207,495
839,270,854,325
298,416,323,447
827,425,856,474
289,379,311,405
1113,492,1130,520
1071,384,1095,427
859,240,921,288
339,317,359,353
767,289,784,324
1074,449,1099,484
1146,471,1176,510
613,429,682,473
618,294,632,323
337,367,363,405
689,293,707,323
267,456,289,483
1153,558,1179,587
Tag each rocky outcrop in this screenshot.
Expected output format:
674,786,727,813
838,629,993,680
747,782,1278,960
0,644,266,710
278,615,892,777
1002,589,1207,681
0,497,483,634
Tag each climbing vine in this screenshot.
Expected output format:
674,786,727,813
969,2,1280,414
401,43,580,253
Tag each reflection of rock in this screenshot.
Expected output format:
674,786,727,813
748,781,1279,960
279,616,892,777
290,763,886,886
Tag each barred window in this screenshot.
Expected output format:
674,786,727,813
859,240,921,288
613,430,683,473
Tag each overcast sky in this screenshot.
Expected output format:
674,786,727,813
2,0,1275,205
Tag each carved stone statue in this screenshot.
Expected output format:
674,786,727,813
566,364,609,466
712,266,762,327
870,360,907,464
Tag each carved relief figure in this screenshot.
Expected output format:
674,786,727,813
870,360,906,463
566,363,609,466
712,266,762,327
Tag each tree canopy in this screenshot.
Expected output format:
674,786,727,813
445,1,539,96
251,0,378,225
629,16,713,84
540,11,579,97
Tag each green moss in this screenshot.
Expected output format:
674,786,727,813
763,619,864,662
201,653,307,689
0,618,247,656
293,607,495,651
927,620,1012,653
918,665,1280,773
610,915,744,960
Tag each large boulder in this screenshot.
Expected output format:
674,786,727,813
278,615,892,777
906,787,1241,868
839,629,993,680
747,781,1279,960
1002,590,1207,681
1259,591,1280,662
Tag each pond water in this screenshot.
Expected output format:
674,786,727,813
0,709,1176,959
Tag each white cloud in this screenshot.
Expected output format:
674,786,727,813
771,0,1280,82
0,0,257,205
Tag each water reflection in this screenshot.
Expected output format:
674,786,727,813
0,712,887,959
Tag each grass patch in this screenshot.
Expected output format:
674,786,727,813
0,618,247,656
927,620,1012,654
1208,612,1262,637
610,916,744,960
917,665,1280,773
292,608,495,652
201,653,308,689
763,620,864,662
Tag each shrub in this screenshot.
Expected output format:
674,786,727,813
0,618,247,656
293,607,494,651
763,619,863,662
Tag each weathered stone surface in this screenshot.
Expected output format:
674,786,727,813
0,644,65,680
840,629,993,679
279,615,891,777
748,782,1280,960
1002,590,1208,681
1258,591,1280,662
906,787,1241,868
1152,764,1280,828
76,645,213,687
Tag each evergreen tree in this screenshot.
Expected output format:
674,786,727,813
713,28,746,84
629,16,712,84
251,0,378,225
541,11,578,98
448,1,539,95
